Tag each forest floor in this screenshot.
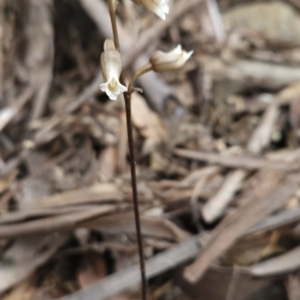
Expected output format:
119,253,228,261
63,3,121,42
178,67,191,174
1,0,300,299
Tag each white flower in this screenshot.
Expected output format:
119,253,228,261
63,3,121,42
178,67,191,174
100,72,127,101
100,40,127,100
150,45,193,73
132,0,170,20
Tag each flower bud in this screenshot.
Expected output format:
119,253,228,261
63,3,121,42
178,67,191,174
100,39,127,100
149,45,193,73
132,0,169,20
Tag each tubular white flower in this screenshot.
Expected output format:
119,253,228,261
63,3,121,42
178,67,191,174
100,73,127,100
100,40,127,100
132,0,170,20
150,45,193,73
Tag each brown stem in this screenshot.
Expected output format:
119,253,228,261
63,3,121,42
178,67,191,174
123,93,147,300
128,63,153,94
107,1,147,299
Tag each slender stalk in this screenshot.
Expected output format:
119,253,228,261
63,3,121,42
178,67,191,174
108,0,120,50
128,63,153,94
123,93,147,300
107,1,147,299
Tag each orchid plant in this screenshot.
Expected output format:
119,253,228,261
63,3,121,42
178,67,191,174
100,1,193,298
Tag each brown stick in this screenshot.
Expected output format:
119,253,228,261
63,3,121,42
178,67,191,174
55,204,300,300
173,148,290,170
184,171,298,283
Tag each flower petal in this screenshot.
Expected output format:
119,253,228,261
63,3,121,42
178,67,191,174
150,44,193,72
170,45,182,55
140,0,170,19
100,82,109,93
